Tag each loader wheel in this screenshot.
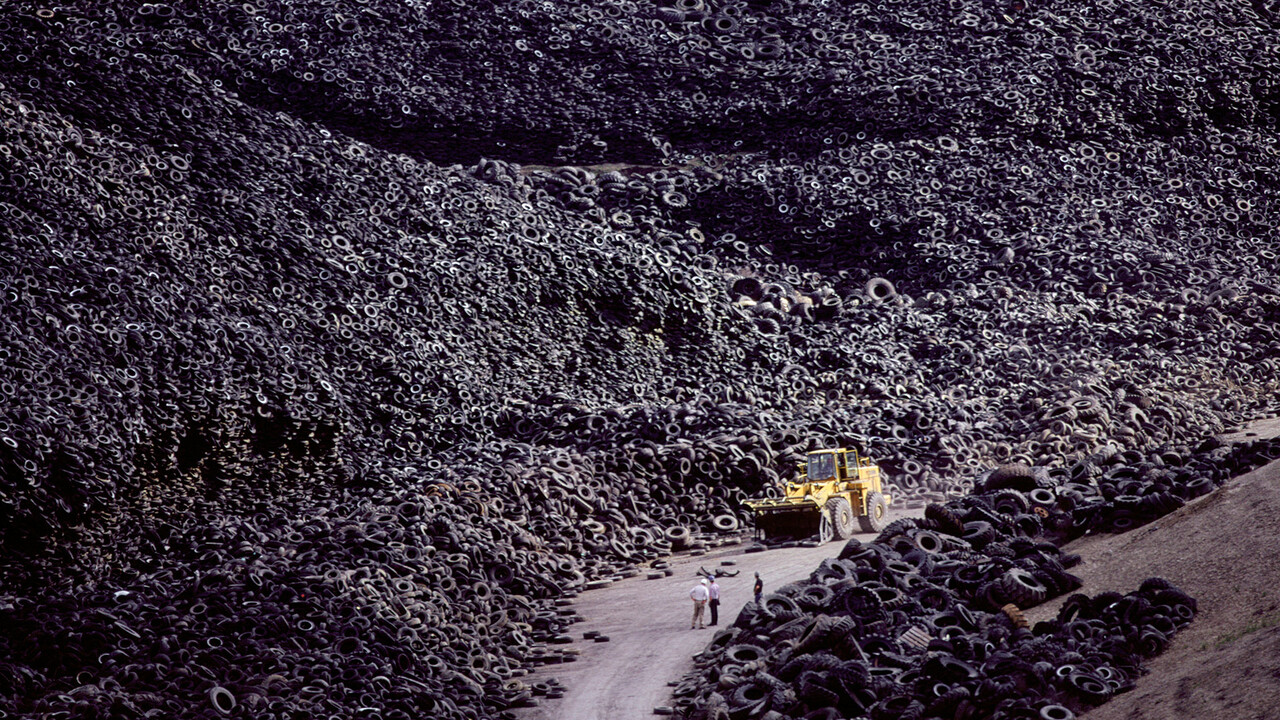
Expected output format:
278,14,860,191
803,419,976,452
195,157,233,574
858,492,888,533
827,497,856,540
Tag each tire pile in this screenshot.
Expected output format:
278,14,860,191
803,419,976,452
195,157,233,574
682,564,1196,720
2,0,1280,719
675,496,1194,720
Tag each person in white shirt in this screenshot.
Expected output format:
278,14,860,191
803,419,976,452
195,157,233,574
708,578,721,626
689,578,709,629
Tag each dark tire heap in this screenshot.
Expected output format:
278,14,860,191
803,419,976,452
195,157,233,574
677,503,1194,720
978,435,1280,543
2,0,1280,718
684,569,1196,720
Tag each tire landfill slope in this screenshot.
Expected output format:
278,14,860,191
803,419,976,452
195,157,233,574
2,1,1280,718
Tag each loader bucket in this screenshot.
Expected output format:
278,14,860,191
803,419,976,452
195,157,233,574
752,505,822,540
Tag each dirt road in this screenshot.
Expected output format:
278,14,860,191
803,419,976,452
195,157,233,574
512,507,918,720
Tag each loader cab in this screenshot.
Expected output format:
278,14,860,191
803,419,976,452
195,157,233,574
806,451,838,482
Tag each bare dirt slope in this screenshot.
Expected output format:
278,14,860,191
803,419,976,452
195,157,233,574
513,508,917,720
1028,423,1280,720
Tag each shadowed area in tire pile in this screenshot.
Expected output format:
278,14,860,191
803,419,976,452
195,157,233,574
2,1,1280,719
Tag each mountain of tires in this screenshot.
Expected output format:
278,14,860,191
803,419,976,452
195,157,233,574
2,0,1279,718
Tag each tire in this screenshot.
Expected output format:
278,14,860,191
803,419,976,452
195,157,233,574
911,529,946,553
794,615,840,654
1027,487,1057,509
865,277,897,302
924,502,965,536
1150,588,1198,613
725,644,767,664
729,680,772,710
873,586,907,608
1000,568,1048,607
797,583,835,610
915,585,954,611
961,520,995,548
1184,476,1213,497
921,654,979,682
798,676,840,710
858,492,888,533
984,463,1038,492
991,489,1030,516
818,512,834,543
713,514,740,532
875,517,917,545
1067,672,1111,703
209,687,236,715
1039,704,1075,720
837,584,883,616
1138,576,1175,593
827,497,856,540
760,593,802,619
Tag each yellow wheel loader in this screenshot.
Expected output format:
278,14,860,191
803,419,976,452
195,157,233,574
744,448,891,542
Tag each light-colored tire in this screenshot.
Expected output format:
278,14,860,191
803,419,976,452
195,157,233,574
818,512,834,543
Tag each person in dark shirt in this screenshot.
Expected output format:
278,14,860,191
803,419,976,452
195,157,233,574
708,578,721,626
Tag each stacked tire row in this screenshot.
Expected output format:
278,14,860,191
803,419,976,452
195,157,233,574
972,435,1280,544
3,1,1280,720
676,498,1198,720
1,489,586,720
510,155,1280,510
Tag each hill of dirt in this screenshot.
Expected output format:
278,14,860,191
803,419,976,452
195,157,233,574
1028,421,1280,719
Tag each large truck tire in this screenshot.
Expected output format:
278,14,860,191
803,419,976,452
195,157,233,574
827,497,857,540
858,492,889,533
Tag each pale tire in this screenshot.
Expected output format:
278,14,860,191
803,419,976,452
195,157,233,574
818,512,834,543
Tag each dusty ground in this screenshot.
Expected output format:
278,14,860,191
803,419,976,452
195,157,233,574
511,507,917,720
1028,418,1280,720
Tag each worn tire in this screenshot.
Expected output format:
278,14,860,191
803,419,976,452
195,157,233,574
865,277,897,302
1039,704,1076,720
991,489,1030,516
924,502,966,536
961,520,996,548
827,497,857,540
1000,568,1048,607
984,463,1039,491
724,644,767,664
858,492,889,533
